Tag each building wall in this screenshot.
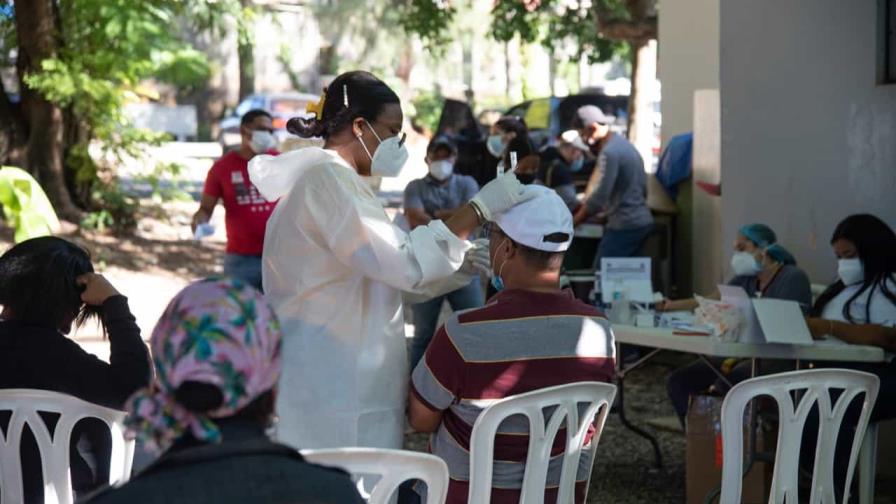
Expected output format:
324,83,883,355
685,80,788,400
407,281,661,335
720,0,896,283
658,0,720,296
658,0,720,144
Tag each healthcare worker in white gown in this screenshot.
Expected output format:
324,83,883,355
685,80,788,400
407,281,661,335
248,71,533,450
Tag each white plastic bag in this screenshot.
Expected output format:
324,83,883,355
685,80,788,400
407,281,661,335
695,295,746,342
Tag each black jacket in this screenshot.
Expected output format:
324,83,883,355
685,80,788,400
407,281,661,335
82,420,365,504
0,295,151,502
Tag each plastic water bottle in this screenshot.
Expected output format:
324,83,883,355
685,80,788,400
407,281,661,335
617,288,632,325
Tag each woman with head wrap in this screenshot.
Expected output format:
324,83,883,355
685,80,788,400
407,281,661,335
85,278,362,504
658,223,812,425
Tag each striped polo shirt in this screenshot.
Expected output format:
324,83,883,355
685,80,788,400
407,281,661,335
410,288,616,504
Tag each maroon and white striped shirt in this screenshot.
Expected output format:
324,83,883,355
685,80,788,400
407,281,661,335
410,288,616,504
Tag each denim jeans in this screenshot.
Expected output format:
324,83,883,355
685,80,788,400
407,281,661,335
409,278,484,369
223,253,263,292
593,224,653,267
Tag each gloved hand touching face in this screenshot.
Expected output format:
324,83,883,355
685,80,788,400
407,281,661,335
470,172,538,221
459,238,491,276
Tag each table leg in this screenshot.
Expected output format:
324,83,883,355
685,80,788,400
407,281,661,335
614,341,664,470
616,372,664,470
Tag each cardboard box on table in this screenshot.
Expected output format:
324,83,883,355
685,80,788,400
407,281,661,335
686,394,774,504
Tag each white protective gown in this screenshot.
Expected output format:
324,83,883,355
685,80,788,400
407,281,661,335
249,147,474,450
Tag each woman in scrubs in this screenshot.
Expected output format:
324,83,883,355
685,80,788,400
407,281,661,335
248,71,532,450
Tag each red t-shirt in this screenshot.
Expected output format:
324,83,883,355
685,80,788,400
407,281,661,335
203,150,277,256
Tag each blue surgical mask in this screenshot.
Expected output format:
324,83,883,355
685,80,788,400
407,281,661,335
487,134,505,158
490,238,509,291
490,273,505,292
570,157,585,172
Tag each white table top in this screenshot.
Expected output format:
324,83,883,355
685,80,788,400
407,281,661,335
574,224,603,239
613,325,887,363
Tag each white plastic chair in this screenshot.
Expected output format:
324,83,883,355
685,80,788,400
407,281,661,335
719,369,879,504
300,447,449,504
0,389,135,504
468,381,617,504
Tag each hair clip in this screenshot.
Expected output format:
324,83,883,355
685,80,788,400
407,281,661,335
343,84,349,108
306,90,327,119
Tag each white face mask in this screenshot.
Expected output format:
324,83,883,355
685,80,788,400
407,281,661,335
731,251,762,276
428,159,454,181
838,258,864,285
249,130,276,154
358,120,408,177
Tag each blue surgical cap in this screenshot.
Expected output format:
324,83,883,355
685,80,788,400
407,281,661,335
739,223,777,249
765,243,797,266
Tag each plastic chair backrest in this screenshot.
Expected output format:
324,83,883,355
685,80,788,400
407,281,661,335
300,447,449,504
468,381,617,504
0,389,135,504
720,369,880,504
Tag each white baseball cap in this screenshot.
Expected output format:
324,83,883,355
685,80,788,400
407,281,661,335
493,185,574,252
560,129,590,152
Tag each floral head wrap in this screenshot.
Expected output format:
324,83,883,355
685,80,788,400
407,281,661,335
125,278,282,452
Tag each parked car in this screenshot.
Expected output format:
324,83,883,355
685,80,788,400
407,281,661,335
217,92,319,149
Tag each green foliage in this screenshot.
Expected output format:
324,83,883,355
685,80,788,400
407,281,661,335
153,49,213,91
2,0,239,229
400,0,626,64
491,1,626,64
409,90,444,134
0,166,60,242
396,0,456,53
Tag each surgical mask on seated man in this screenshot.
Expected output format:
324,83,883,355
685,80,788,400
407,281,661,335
428,159,454,181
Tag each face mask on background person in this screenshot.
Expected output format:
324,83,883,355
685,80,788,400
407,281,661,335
249,130,276,154
837,258,864,286
428,160,454,181
570,157,585,172
731,251,762,276
516,172,536,185
358,120,408,177
487,134,505,158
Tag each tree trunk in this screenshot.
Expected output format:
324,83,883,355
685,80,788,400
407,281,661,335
0,75,26,167
237,0,255,101
592,0,658,168
627,39,657,168
14,0,82,221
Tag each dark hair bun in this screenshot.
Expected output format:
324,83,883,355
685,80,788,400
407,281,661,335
287,116,325,139
175,381,224,413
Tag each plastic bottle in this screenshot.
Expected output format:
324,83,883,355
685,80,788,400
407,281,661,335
617,287,632,325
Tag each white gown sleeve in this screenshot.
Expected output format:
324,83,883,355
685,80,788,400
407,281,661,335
303,164,473,294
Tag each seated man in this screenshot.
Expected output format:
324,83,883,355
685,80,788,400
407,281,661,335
407,186,616,504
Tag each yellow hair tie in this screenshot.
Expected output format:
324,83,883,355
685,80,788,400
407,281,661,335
306,91,326,119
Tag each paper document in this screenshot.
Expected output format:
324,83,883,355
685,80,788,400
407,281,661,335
601,257,653,303
751,298,814,345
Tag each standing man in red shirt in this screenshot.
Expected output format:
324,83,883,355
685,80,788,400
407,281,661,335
192,109,278,291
